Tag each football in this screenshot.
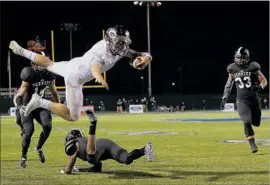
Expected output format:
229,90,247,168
132,57,142,68
132,57,147,70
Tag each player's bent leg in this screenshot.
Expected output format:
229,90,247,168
20,115,35,168
24,93,77,122
46,61,70,78
106,139,146,165
65,81,84,122
9,41,72,79
35,109,53,163
85,111,98,168
237,102,258,153
122,142,154,164
9,41,53,67
86,110,97,155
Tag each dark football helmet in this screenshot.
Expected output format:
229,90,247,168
64,129,84,156
105,25,132,56
234,47,250,67
27,36,48,72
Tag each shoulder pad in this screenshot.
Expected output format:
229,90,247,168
249,61,261,72
226,63,235,73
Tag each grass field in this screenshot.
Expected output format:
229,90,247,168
1,111,270,185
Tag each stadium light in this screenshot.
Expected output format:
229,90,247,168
60,23,80,59
141,76,144,94
133,1,162,97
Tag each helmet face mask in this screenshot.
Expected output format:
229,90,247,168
64,129,84,156
105,25,132,56
234,47,250,67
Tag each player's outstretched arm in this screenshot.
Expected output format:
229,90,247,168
220,73,234,110
125,49,152,70
90,64,109,90
49,80,60,103
14,81,29,107
222,73,235,100
62,143,79,174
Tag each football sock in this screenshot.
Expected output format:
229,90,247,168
89,120,97,135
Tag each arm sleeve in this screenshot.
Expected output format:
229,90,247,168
125,49,152,61
222,74,235,100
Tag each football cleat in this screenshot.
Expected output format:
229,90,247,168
35,147,46,163
24,93,41,116
20,158,26,168
144,142,154,162
250,143,258,153
9,41,23,55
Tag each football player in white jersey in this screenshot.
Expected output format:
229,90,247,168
9,25,152,121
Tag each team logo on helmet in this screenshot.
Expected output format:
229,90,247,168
234,47,250,67
105,25,132,56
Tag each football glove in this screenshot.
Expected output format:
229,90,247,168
251,84,264,93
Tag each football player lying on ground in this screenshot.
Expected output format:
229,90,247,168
220,47,268,153
13,42,59,168
60,110,154,174
9,25,152,122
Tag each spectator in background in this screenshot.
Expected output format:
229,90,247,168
263,98,268,109
141,97,148,112
128,98,133,105
85,98,88,105
202,99,207,110
169,105,174,112
122,98,128,113
181,101,186,111
116,99,123,112
135,98,139,105
174,105,180,112
192,100,196,110
127,98,133,112
89,101,95,112
150,97,156,112
99,101,105,112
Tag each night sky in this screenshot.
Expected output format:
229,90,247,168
1,1,269,95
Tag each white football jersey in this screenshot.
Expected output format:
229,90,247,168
66,39,152,85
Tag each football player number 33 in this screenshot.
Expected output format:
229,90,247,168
235,76,252,89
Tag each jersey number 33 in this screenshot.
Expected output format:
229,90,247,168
235,76,252,89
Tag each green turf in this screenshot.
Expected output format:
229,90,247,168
1,111,270,185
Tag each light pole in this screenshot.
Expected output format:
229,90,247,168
60,23,79,59
133,1,162,97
